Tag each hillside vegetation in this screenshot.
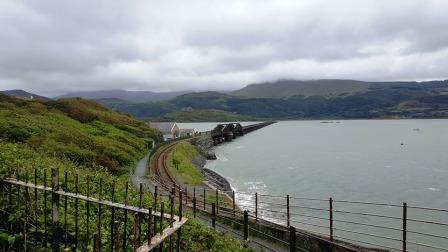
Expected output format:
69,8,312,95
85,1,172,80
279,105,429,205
231,79,370,98
98,79,448,121
0,94,253,251
0,94,161,174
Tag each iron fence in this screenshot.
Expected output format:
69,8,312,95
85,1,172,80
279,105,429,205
0,168,187,252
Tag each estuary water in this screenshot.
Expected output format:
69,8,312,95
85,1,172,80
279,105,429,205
180,120,448,250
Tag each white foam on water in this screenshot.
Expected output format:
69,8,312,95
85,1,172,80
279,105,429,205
427,187,440,192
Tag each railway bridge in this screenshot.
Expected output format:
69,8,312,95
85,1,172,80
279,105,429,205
209,121,275,145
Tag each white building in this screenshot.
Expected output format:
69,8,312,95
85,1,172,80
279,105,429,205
149,122,180,141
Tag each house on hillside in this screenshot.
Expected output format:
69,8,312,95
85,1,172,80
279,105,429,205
149,122,180,141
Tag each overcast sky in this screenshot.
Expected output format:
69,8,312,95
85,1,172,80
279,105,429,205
1,0,448,96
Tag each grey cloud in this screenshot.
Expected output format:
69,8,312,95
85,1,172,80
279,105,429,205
0,0,447,96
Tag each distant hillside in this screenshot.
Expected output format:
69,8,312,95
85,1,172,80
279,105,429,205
1,89,49,100
98,79,448,121
57,89,188,103
159,109,254,122
231,79,370,98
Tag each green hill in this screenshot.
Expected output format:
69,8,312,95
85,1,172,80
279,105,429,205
0,93,254,251
231,79,370,98
0,93,161,174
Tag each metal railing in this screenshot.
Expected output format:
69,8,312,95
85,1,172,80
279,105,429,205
150,172,448,252
0,168,187,251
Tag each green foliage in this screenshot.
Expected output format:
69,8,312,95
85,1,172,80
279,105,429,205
181,218,253,252
0,94,161,174
0,94,253,251
170,141,204,185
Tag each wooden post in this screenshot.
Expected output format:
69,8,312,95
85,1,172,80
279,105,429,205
329,197,333,241
176,198,183,252
212,203,216,228
51,168,60,252
403,202,407,252
287,195,290,227
290,226,296,252
243,211,249,241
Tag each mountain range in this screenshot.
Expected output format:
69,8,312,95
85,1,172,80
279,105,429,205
3,79,448,121
56,89,189,103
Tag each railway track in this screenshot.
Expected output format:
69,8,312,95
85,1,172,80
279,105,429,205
152,142,182,191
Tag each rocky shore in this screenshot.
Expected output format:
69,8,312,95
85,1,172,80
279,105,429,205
190,135,233,193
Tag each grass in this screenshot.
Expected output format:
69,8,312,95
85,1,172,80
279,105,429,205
170,141,204,185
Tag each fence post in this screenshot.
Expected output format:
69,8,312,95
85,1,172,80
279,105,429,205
403,202,407,252
203,188,206,210
34,169,38,250
75,173,79,250
110,180,115,252
287,194,290,227
255,192,258,221
44,170,48,248
232,191,236,217
114,221,121,252
133,213,140,251
185,187,188,205
243,211,249,241
290,226,296,252
212,203,216,228
147,207,153,245
63,171,68,248
154,186,158,213
329,197,333,241
123,181,129,251
177,191,183,252
51,168,60,252
93,233,99,252
170,195,174,252
138,183,143,246
98,178,103,251
216,189,219,215
193,197,197,218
